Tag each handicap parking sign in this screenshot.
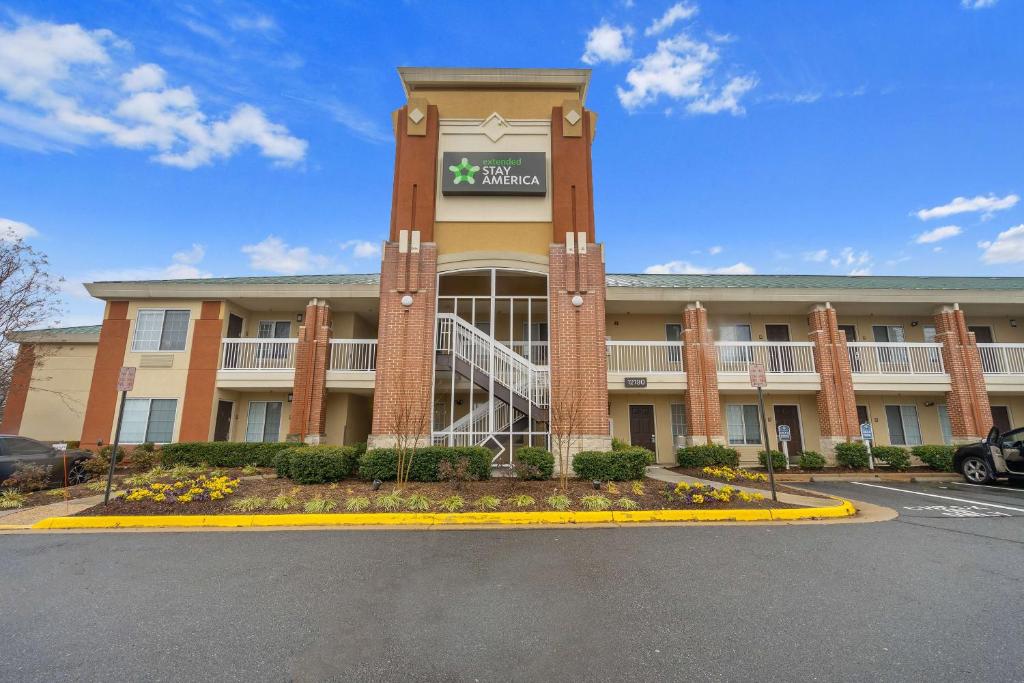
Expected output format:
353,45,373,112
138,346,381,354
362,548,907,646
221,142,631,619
860,422,873,440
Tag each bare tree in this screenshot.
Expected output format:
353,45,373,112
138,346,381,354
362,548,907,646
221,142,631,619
392,389,431,491
549,384,584,490
0,233,64,419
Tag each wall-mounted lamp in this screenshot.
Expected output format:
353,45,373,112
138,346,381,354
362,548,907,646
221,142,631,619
911,321,919,327
1011,319,1018,328
287,393,294,403
296,313,304,323
401,294,414,307
571,294,584,307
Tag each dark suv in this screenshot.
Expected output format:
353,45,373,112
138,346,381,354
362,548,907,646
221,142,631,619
954,426,1024,484
0,435,93,486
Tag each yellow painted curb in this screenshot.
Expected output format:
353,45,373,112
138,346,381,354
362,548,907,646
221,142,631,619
31,499,856,530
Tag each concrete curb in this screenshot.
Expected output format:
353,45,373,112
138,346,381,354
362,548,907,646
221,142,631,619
31,499,857,529
776,473,959,483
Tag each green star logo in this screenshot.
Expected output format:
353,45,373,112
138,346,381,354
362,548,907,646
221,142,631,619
449,157,480,185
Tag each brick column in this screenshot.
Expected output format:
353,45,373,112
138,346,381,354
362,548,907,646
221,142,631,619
178,301,223,442
0,343,35,434
288,299,332,444
935,305,992,441
369,235,438,448
808,304,859,461
548,236,610,462
682,303,724,445
81,301,131,449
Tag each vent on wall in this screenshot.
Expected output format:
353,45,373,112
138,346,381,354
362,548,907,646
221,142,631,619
139,354,174,368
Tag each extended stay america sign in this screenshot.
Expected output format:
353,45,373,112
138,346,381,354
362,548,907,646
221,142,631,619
441,152,547,197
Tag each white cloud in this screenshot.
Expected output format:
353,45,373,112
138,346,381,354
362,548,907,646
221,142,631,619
915,225,962,244
915,193,1018,221
644,260,754,275
829,247,872,274
242,236,330,274
979,224,1024,263
0,17,307,168
229,14,278,33
68,243,211,298
172,243,205,265
616,33,756,115
0,217,39,240
802,249,829,262
582,23,633,65
961,0,997,9
340,239,381,259
707,245,723,255
645,2,699,36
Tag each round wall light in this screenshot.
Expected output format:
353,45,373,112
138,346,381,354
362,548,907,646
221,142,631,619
400,294,414,307
571,294,584,307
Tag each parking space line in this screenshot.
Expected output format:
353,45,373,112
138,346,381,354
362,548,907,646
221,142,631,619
954,482,1024,497
851,482,1024,513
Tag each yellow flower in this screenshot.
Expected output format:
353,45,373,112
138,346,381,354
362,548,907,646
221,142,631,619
691,494,704,504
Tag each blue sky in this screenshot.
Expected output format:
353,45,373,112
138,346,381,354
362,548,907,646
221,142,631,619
0,0,1022,326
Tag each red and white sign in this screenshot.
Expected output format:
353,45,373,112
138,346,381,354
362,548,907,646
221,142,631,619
748,363,767,388
117,366,136,392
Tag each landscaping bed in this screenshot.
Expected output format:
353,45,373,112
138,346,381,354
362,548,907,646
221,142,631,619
669,466,831,497
77,472,798,516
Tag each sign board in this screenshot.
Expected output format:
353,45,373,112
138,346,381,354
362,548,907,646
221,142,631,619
53,442,67,452
624,377,648,388
748,363,767,388
441,152,547,197
860,422,874,441
777,424,791,442
117,366,136,392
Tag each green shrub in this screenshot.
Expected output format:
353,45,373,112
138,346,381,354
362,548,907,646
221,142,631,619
611,437,631,451
515,447,554,480
676,444,740,468
758,450,786,470
358,446,492,482
912,445,955,472
873,446,911,471
798,451,826,470
129,443,160,470
283,446,361,484
835,442,870,469
572,447,653,481
161,441,299,468
1,462,50,492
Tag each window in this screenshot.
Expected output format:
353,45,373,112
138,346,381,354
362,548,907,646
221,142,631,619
726,404,761,445
885,405,922,446
132,309,190,351
937,405,953,445
119,399,177,443
838,325,857,342
720,324,752,342
922,325,937,343
872,325,905,343
257,321,291,338
670,403,687,440
246,401,282,443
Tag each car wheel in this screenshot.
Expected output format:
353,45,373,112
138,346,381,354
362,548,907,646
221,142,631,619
961,456,993,484
66,462,90,485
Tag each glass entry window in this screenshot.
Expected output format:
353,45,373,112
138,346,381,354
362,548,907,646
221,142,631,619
120,398,178,443
726,404,761,445
246,401,282,442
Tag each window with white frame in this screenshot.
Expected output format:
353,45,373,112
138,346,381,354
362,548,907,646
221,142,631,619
119,399,177,443
885,404,922,446
246,401,282,443
937,404,953,445
257,321,291,338
132,309,190,351
726,404,761,445
670,403,687,441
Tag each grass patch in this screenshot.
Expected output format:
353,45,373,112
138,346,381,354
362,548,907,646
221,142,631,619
474,495,500,511
268,491,299,510
580,494,611,511
374,491,404,512
404,493,432,511
615,497,639,510
1,489,27,509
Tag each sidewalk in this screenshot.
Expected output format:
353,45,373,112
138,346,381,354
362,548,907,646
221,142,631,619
644,466,834,508
0,493,112,529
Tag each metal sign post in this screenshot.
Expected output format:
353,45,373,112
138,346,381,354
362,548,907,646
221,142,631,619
778,424,791,470
104,367,136,505
749,364,777,501
860,422,875,471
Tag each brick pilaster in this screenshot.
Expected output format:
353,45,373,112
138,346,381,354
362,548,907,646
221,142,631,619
178,301,223,442
0,343,35,434
80,301,131,449
682,303,724,444
548,239,610,455
935,305,992,441
288,299,332,443
369,238,438,445
808,304,859,458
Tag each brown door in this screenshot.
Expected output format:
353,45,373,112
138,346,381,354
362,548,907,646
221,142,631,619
969,326,994,344
227,314,244,338
629,405,656,452
773,405,803,455
214,401,233,441
991,406,1012,434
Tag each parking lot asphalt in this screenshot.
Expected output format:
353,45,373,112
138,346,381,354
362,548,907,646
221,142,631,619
2,479,1023,682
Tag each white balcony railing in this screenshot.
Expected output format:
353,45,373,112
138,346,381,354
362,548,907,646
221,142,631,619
847,342,945,374
220,338,297,370
329,339,377,371
978,343,1024,375
715,341,816,374
606,341,684,373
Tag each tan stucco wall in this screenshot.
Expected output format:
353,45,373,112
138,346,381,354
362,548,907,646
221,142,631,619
606,313,812,341
435,222,552,258
228,392,292,442
324,392,373,446
18,343,97,442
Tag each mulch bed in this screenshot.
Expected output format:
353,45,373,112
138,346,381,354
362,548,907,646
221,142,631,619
77,473,798,516
669,467,833,498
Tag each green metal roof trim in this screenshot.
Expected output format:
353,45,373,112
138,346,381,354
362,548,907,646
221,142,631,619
605,273,1024,291
89,272,1024,291
17,324,103,336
